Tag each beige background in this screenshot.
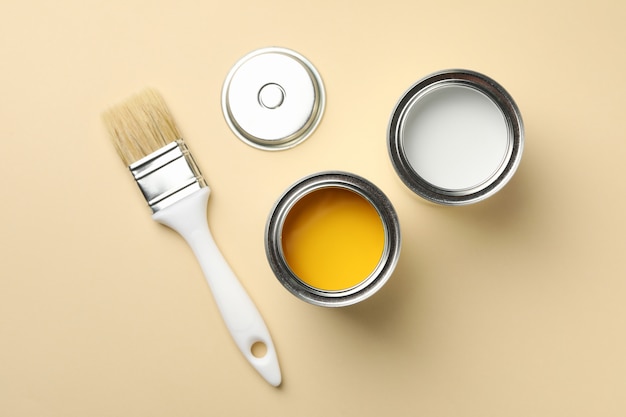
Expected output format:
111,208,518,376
1,0,625,415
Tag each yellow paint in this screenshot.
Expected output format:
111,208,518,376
281,187,385,291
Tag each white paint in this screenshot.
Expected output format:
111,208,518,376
401,85,509,191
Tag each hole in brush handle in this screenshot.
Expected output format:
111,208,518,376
251,341,268,358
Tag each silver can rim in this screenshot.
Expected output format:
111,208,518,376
387,69,524,205
265,171,401,307
221,46,326,151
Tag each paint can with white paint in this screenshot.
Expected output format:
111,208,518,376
387,70,523,205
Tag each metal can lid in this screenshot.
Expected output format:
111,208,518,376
221,47,326,151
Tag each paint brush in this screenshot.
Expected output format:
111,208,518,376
102,89,281,387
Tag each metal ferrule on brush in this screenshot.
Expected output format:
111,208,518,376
129,140,207,213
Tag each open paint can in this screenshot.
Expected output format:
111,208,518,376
388,69,524,205
265,171,401,307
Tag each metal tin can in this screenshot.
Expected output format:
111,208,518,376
388,69,524,205
221,47,326,151
265,171,401,307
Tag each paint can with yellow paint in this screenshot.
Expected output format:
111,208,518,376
265,171,401,307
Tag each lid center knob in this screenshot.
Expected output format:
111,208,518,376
258,83,285,109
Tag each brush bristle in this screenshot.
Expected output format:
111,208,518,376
102,89,181,166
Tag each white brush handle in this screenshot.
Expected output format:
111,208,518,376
152,188,281,387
